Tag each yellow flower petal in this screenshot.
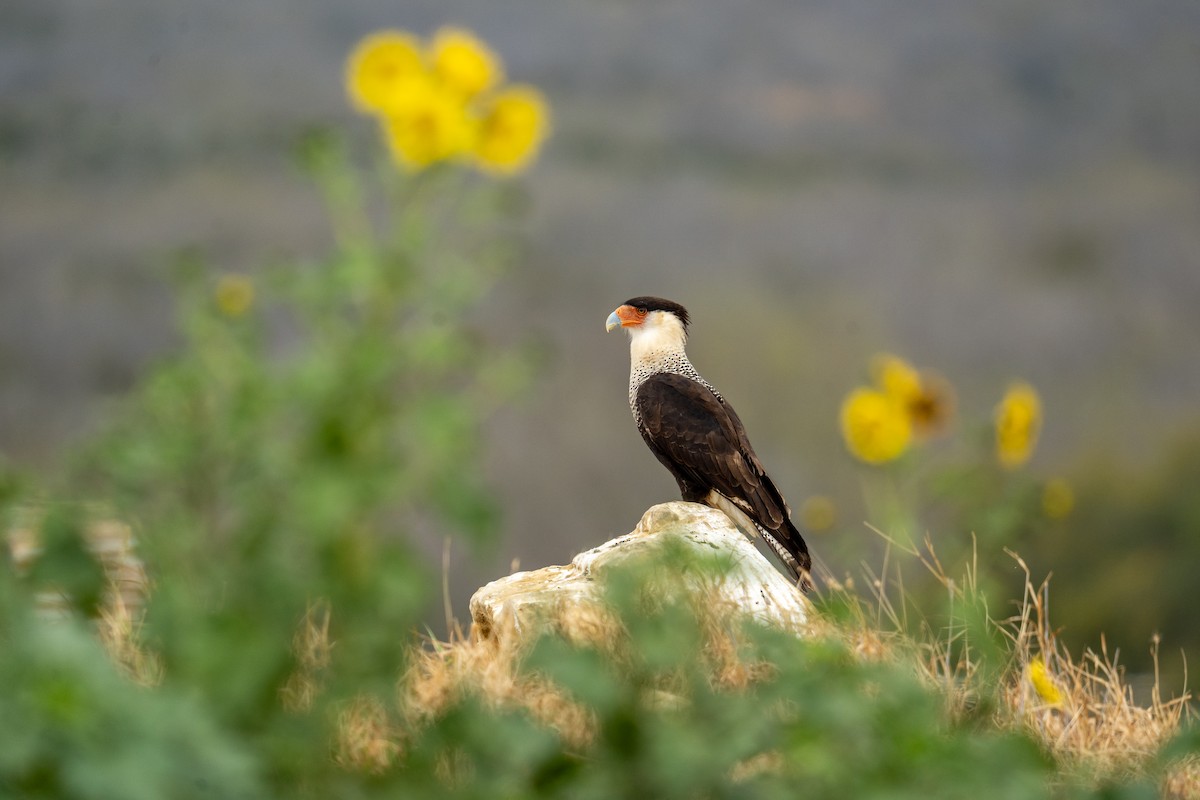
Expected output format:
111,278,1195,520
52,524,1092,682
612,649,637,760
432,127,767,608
345,30,427,114
382,81,475,170
472,86,551,175
1027,657,1064,706
429,27,502,98
871,353,922,404
995,382,1042,469
839,387,912,465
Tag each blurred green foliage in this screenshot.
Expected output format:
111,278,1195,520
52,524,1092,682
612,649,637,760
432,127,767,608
1,138,531,796
1035,433,1200,694
0,613,260,800
0,138,1189,799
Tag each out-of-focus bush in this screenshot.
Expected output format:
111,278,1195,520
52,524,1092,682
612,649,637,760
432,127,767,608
1,122,535,794
0,609,260,800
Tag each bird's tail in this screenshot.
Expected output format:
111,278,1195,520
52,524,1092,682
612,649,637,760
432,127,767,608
760,522,813,594
706,489,813,593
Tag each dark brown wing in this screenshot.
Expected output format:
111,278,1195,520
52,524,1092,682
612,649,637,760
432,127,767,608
634,373,811,575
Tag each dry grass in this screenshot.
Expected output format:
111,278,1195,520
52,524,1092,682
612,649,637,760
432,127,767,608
399,574,799,758
1165,757,1200,800
335,694,402,774
830,531,1197,796
96,591,163,687
280,600,333,712
403,611,601,751
1004,576,1189,777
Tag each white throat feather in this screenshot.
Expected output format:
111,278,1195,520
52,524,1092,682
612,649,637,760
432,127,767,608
628,310,688,368
625,311,720,414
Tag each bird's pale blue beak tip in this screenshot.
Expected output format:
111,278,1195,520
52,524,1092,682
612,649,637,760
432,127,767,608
605,310,621,332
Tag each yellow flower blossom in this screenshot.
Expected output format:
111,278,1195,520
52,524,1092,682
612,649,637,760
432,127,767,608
472,86,551,175
215,274,254,318
799,495,837,532
381,81,475,170
995,382,1042,469
345,31,426,114
1027,657,1064,706
870,354,955,440
1042,478,1075,519
345,28,551,175
429,27,503,98
871,353,922,404
840,388,912,465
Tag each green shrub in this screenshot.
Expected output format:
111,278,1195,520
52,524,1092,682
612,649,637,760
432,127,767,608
1,142,531,797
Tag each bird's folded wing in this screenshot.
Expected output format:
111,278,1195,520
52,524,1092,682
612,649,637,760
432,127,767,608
634,372,786,530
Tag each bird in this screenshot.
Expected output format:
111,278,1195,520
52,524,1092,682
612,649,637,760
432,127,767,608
606,296,812,591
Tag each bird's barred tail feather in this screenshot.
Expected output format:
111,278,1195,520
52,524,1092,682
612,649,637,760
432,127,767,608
759,524,813,593
707,489,813,593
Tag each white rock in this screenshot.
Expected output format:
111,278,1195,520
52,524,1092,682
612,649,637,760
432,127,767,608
469,502,809,648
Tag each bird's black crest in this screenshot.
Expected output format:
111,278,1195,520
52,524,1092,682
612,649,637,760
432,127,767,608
622,296,690,330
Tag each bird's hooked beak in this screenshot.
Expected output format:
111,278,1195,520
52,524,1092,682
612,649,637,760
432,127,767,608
605,304,645,332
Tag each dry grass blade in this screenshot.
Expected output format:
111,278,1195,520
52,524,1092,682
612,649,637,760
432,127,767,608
1163,755,1200,800
96,591,163,687
402,608,599,751
280,600,333,711
335,695,402,773
996,553,1193,780
813,521,1198,791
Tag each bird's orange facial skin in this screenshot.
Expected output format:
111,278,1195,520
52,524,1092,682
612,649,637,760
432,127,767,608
615,304,648,328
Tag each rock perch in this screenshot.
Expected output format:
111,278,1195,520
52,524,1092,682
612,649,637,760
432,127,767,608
469,502,810,650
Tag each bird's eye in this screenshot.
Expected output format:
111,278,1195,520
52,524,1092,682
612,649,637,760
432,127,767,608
637,307,648,316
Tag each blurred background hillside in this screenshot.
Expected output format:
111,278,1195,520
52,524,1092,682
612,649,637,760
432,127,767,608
3,0,1199,689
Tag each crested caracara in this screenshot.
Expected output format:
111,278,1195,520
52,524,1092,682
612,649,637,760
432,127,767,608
606,296,812,590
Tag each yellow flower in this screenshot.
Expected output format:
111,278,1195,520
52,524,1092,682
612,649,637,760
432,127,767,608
215,274,254,318
1042,478,1075,520
840,388,912,465
870,354,955,440
1027,657,1064,706
871,353,922,404
344,28,551,176
472,86,550,175
995,382,1042,469
345,30,426,114
799,495,837,532
429,27,503,98
381,80,475,170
